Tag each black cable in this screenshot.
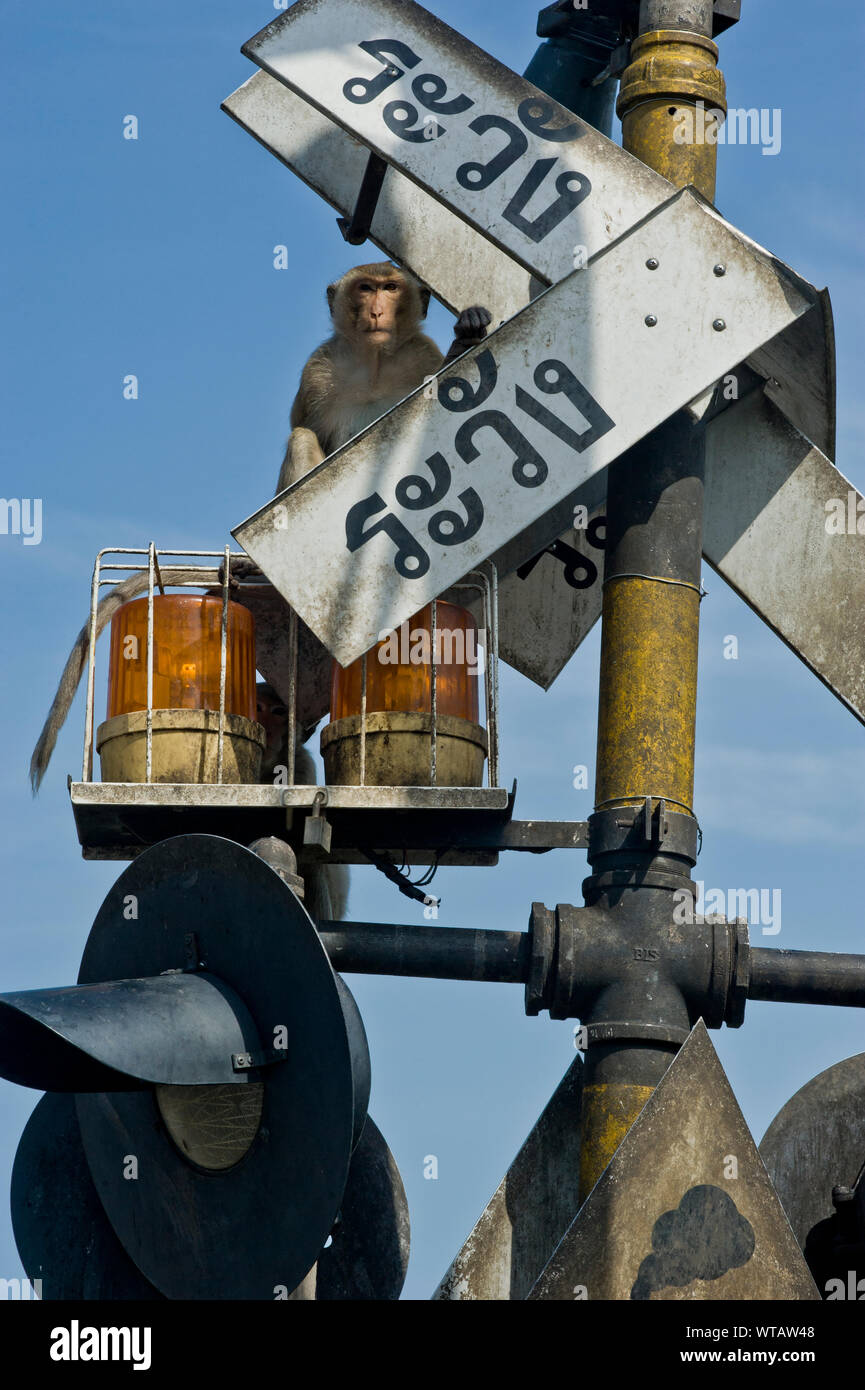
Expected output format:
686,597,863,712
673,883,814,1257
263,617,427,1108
361,848,441,907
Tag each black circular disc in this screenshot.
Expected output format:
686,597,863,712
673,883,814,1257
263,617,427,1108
75,834,363,1300
11,1092,162,1300
315,1115,410,1300
759,1052,865,1249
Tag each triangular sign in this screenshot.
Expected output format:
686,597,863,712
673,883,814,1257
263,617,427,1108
528,1021,819,1301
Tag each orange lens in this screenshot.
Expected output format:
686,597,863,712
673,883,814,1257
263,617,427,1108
330,602,481,724
106,594,256,722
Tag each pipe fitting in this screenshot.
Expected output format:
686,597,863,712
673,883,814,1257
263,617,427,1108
525,899,749,1029
617,30,727,199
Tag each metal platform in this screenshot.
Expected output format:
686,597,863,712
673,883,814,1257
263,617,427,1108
70,780,589,863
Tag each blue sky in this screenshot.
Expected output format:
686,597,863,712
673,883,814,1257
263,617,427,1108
0,0,863,1300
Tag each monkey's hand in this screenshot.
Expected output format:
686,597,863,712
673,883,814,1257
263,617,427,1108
453,305,492,343
217,555,263,589
442,306,492,365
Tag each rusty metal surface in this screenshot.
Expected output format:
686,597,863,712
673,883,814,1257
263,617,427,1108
759,1053,865,1254
235,188,811,669
240,0,672,282
433,1055,583,1299
528,1022,819,1300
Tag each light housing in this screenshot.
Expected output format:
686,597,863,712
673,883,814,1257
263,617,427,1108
107,594,256,721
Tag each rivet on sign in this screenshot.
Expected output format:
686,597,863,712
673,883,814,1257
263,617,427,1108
713,264,726,277
645,314,658,327
713,318,726,332
646,257,659,270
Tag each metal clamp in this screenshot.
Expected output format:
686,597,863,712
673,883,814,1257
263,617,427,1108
587,802,700,862
579,1020,690,1048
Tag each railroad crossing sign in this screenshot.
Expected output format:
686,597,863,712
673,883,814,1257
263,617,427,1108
234,187,812,668
239,0,672,283
225,0,861,723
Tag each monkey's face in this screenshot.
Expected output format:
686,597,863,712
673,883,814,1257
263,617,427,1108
329,263,428,350
350,275,404,342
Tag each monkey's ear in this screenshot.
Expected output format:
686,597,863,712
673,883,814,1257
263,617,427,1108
418,285,431,317
326,283,337,312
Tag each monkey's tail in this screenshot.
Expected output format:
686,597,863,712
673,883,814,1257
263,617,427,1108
29,567,214,794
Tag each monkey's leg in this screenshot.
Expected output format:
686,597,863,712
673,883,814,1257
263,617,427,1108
277,426,325,492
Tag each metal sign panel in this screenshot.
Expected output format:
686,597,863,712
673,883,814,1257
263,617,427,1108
704,390,865,725
222,71,535,327
241,0,673,282
472,364,860,705
528,1021,819,1301
221,76,834,458
234,189,812,668
460,499,607,689
433,1056,582,1300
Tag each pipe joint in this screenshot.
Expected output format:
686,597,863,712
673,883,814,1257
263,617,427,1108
617,30,725,118
525,899,749,1030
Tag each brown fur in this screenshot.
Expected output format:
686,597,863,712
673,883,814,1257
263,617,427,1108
277,262,489,492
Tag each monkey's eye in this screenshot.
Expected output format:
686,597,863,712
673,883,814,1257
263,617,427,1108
385,282,399,292
357,283,373,294
271,705,288,718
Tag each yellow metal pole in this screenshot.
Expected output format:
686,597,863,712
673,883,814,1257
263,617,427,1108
577,2,726,1202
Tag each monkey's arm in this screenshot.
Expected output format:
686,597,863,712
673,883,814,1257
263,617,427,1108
442,306,492,365
276,427,325,494
276,347,335,493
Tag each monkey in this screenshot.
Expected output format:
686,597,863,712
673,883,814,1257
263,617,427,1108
277,261,491,493
29,265,490,807
256,681,349,921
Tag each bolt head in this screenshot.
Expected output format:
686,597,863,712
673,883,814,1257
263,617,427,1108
644,314,658,327
646,257,659,270
713,318,726,332
713,264,726,277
